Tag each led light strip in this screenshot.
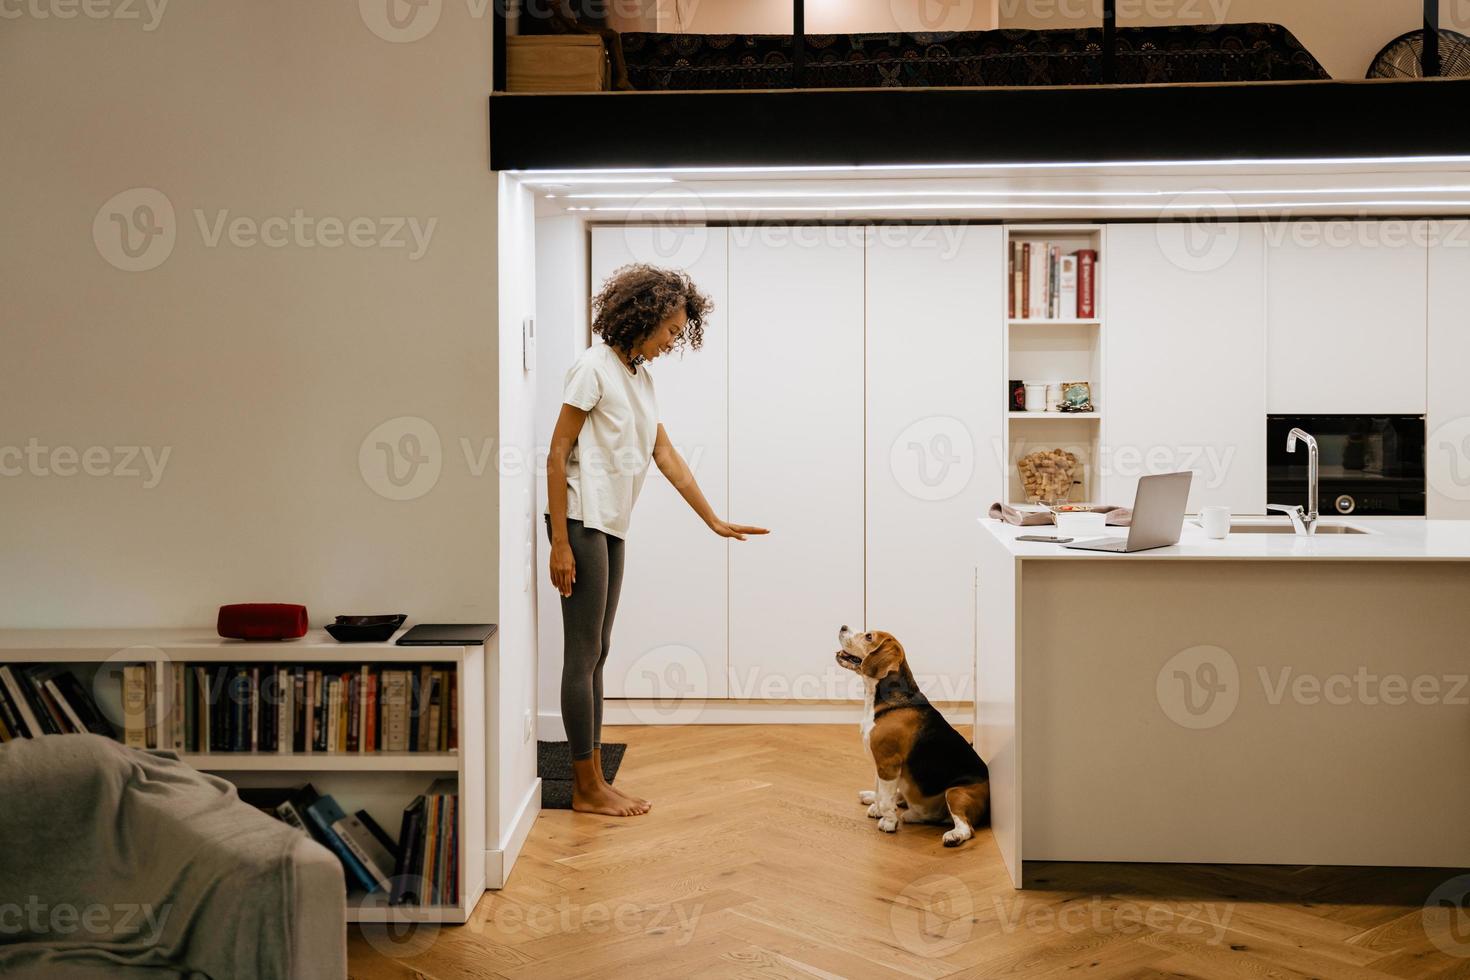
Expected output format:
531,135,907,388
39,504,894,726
564,200,1470,213
512,155,1470,179
563,186,1470,201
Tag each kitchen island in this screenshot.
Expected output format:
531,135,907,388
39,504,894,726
976,517,1470,887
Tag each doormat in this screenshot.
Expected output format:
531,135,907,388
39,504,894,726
537,740,627,810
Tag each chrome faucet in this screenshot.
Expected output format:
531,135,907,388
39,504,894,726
1267,427,1320,535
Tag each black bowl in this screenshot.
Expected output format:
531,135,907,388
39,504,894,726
325,614,407,643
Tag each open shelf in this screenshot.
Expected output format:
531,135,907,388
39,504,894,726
181,751,460,772
1,628,489,929
1009,412,1100,420
1002,225,1106,506
347,889,472,925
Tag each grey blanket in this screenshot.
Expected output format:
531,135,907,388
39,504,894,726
0,734,299,980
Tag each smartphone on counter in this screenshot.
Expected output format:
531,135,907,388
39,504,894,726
1016,534,1074,543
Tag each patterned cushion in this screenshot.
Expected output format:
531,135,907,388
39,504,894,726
620,24,1330,90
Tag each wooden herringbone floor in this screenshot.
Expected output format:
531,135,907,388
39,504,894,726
348,724,1470,979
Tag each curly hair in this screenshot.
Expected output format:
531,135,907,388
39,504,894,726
591,263,711,364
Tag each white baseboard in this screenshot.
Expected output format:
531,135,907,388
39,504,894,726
537,710,566,742
485,777,541,889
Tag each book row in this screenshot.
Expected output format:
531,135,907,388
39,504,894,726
1009,240,1098,320
250,780,459,906
141,663,461,754
0,661,460,755
0,664,113,741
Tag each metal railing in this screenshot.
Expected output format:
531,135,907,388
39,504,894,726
489,0,1446,93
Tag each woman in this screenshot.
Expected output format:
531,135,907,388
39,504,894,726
547,264,768,816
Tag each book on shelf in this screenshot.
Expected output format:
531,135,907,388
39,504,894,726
386,779,459,906
1076,249,1098,318
1008,240,1098,320
1059,255,1078,320
304,793,381,893
333,810,396,892
123,665,148,747
0,664,117,742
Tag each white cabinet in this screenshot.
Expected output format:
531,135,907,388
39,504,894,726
1265,220,1427,415
866,225,1004,697
728,227,866,701
1104,223,1267,514
586,226,730,698
1428,219,1470,519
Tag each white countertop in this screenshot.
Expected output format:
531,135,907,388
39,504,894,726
979,516,1470,561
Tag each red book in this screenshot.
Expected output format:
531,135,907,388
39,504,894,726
1075,249,1098,319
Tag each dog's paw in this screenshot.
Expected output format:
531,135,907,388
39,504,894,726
866,803,880,818
942,827,973,847
878,815,899,833
858,790,876,805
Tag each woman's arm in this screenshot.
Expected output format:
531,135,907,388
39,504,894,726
653,424,769,540
547,403,590,596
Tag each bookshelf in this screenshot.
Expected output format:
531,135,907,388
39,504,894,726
1003,224,1106,505
0,628,487,925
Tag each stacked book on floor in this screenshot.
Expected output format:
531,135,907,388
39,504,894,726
0,664,115,741
1008,240,1098,320
150,663,457,754
247,779,459,906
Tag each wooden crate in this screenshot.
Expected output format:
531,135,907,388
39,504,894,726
506,35,609,92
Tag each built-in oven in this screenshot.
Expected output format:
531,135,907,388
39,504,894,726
1267,415,1425,516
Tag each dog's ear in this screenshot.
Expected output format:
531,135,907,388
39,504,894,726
860,635,904,679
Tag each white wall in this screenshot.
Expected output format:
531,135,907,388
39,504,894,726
531,215,591,740
1,0,498,628
493,176,541,873
3,0,539,884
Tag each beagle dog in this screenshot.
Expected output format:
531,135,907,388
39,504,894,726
836,625,990,847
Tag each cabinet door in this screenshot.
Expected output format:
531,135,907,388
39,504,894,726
586,226,729,699
866,225,1003,699
1428,220,1470,518
1266,220,1427,414
1104,223,1267,514
729,227,866,701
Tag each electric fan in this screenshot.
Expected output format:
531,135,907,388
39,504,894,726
1367,27,1470,78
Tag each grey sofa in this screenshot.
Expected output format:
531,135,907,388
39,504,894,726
0,734,346,980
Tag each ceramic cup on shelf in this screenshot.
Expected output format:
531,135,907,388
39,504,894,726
1045,382,1063,412
1200,505,1231,539
1023,383,1047,412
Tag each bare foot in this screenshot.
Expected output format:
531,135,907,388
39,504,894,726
571,784,648,816
604,780,651,811
591,748,650,810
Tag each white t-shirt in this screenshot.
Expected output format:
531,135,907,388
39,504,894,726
550,343,659,539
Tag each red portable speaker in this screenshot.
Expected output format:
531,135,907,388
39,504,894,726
217,603,309,640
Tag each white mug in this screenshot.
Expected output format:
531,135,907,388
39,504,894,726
1023,383,1047,412
1200,505,1231,539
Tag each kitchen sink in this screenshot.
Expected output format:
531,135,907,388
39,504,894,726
1228,523,1369,535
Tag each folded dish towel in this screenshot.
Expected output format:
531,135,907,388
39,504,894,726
988,503,1133,527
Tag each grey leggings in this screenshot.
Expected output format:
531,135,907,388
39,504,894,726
547,517,625,760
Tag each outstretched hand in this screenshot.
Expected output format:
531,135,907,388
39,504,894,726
710,520,769,541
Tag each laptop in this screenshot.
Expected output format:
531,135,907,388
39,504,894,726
1063,471,1194,554
396,623,499,646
